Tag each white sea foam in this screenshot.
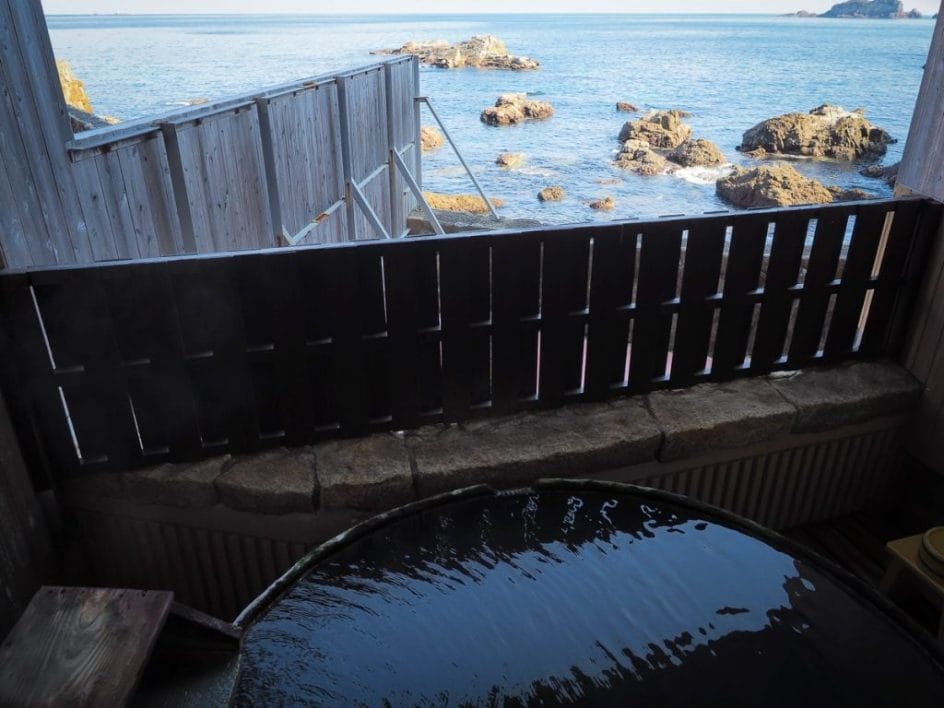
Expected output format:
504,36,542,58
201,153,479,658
673,164,735,185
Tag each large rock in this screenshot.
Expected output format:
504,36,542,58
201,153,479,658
496,152,524,168
861,161,899,186
422,192,505,214
420,126,444,153
618,109,692,149
667,139,726,167
56,59,92,113
820,1,908,18
616,101,639,113
614,139,671,175
538,185,565,202
481,93,554,126
716,165,836,208
589,196,615,211
372,35,539,70
739,104,894,160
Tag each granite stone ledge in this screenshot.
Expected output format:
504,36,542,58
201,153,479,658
314,434,414,511
215,449,318,514
408,400,662,497
648,378,797,462
769,361,922,433
124,456,228,508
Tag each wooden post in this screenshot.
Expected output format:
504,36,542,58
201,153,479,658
897,11,944,472
383,63,403,239
0,0,92,267
0,387,54,641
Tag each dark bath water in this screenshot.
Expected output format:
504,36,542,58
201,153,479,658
233,488,944,706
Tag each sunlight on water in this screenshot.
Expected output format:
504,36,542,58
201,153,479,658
47,14,934,223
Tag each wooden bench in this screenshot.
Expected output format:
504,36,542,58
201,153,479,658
879,535,944,641
0,587,239,707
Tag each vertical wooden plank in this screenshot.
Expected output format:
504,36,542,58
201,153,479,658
2,0,93,264
860,199,922,354
628,222,681,392
540,230,591,406
823,203,889,357
383,241,423,429
438,239,473,420
787,207,849,365
255,97,285,245
159,122,199,253
586,224,634,398
670,219,726,385
750,210,808,371
712,214,769,375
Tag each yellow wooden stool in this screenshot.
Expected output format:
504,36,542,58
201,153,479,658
879,534,944,641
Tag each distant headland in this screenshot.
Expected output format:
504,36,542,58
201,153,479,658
786,1,925,18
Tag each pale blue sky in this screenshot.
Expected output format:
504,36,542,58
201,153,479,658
39,1,944,16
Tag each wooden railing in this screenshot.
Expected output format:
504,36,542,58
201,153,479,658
0,198,939,483
0,2,420,270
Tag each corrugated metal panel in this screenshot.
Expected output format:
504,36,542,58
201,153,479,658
639,427,902,530
67,426,903,620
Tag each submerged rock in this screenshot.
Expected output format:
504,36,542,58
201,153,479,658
616,101,639,113
614,139,671,175
372,35,539,70
538,186,565,202
496,152,525,168
667,139,726,167
481,94,554,126
716,165,835,208
422,192,505,214
420,126,444,153
618,109,692,149
860,161,899,186
739,104,894,160
589,196,615,211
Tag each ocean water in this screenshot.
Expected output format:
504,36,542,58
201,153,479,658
47,14,935,223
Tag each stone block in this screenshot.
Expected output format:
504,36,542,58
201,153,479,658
648,378,796,462
315,434,414,512
215,449,318,514
410,400,661,497
769,361,922,433
124,456,227,508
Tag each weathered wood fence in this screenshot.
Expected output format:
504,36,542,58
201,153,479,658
0,198,938,484
0,1,420,268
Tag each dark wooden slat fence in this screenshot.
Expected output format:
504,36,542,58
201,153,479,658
0,198,939,484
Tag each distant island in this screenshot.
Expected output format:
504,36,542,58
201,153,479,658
821,1,921,18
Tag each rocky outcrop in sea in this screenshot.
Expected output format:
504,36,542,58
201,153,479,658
615,140,672,175
716,165,874,208
420,126,444,153
372,35,539,70
618,109,692,149
667,139,726,167
739,104,893,160
820,1,918,18
538,186,565,202
56,59,119,131
422,192,505,214
481,94,554,126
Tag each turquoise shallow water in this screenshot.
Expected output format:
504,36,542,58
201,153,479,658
47,13,935,223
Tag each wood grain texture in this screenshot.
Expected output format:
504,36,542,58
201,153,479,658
0,199,930,479
0,587,173,707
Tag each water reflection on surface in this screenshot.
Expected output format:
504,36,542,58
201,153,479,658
233,491,944,706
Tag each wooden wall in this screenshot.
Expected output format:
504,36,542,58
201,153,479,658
897,12,944,473
0,1,420,269
0,388,53,640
